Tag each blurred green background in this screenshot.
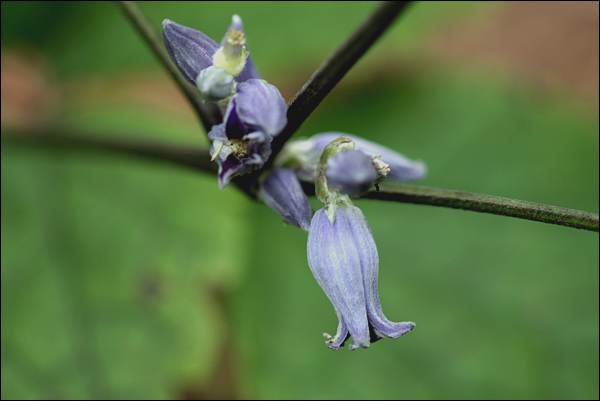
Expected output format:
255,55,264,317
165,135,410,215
1,1,598,399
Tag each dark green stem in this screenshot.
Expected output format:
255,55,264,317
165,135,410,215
1,131,216,174
366,183,599,232
268,1,412,165
115,1,221,132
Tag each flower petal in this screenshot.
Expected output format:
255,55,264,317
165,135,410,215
307,207,371,350
224,97,249,140
324,309,350,350
235,80,287,137
259,168,312,231
305,133,427,182
343,206,416,339
162,19,219,86
196,66,235,102
326,149,378,197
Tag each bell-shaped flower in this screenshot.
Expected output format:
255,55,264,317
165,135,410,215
280,132,426,184
209,79,287,188
162,15,261,102
307,205,415,350
259,168,312,231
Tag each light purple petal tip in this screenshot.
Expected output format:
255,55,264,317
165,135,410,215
259,168,312,231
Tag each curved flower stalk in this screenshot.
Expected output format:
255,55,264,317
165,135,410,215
307,136,415,350
278,132,427,185
163,15,262,102
209,79,287,188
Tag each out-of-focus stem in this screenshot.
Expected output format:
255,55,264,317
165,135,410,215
115,1,221,133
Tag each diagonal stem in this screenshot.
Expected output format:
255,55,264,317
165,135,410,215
268,1,412,165
115,1,221,133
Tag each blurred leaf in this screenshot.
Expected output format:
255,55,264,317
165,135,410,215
1,143,252,398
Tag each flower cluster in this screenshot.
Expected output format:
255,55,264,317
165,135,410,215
264,135,425,350
164,15,426,350
163,16,286,188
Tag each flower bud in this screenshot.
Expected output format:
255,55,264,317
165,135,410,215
196,66,235,102
259,168,312,231
279,132,426,184
162,19,219,86
326,149,378,198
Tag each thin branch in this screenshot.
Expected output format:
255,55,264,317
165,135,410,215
268,1,412,164
1,131,216,174
3,131,597,233
115,1,221,132
366,183,599,233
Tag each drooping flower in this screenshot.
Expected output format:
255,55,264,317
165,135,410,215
209,79,287,188
259,168,312,231
278,132,426,184
163,15,261,102
308,205,415,350
306,136,415,350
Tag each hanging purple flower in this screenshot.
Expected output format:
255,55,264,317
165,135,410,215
307,205,415,350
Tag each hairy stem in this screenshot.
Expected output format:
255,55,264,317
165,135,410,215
366,183,599,232
115,1,221,132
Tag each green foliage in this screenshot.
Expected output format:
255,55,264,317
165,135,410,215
1,1,598,399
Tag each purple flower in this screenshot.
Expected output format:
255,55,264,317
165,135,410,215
209,79,287,188
307,205,415,350
163,19,219,85
259,168,312,231
326,149,378,197
290,132,426,184
163,15,261,101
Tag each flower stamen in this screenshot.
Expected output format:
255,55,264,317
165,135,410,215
211,141,224,161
